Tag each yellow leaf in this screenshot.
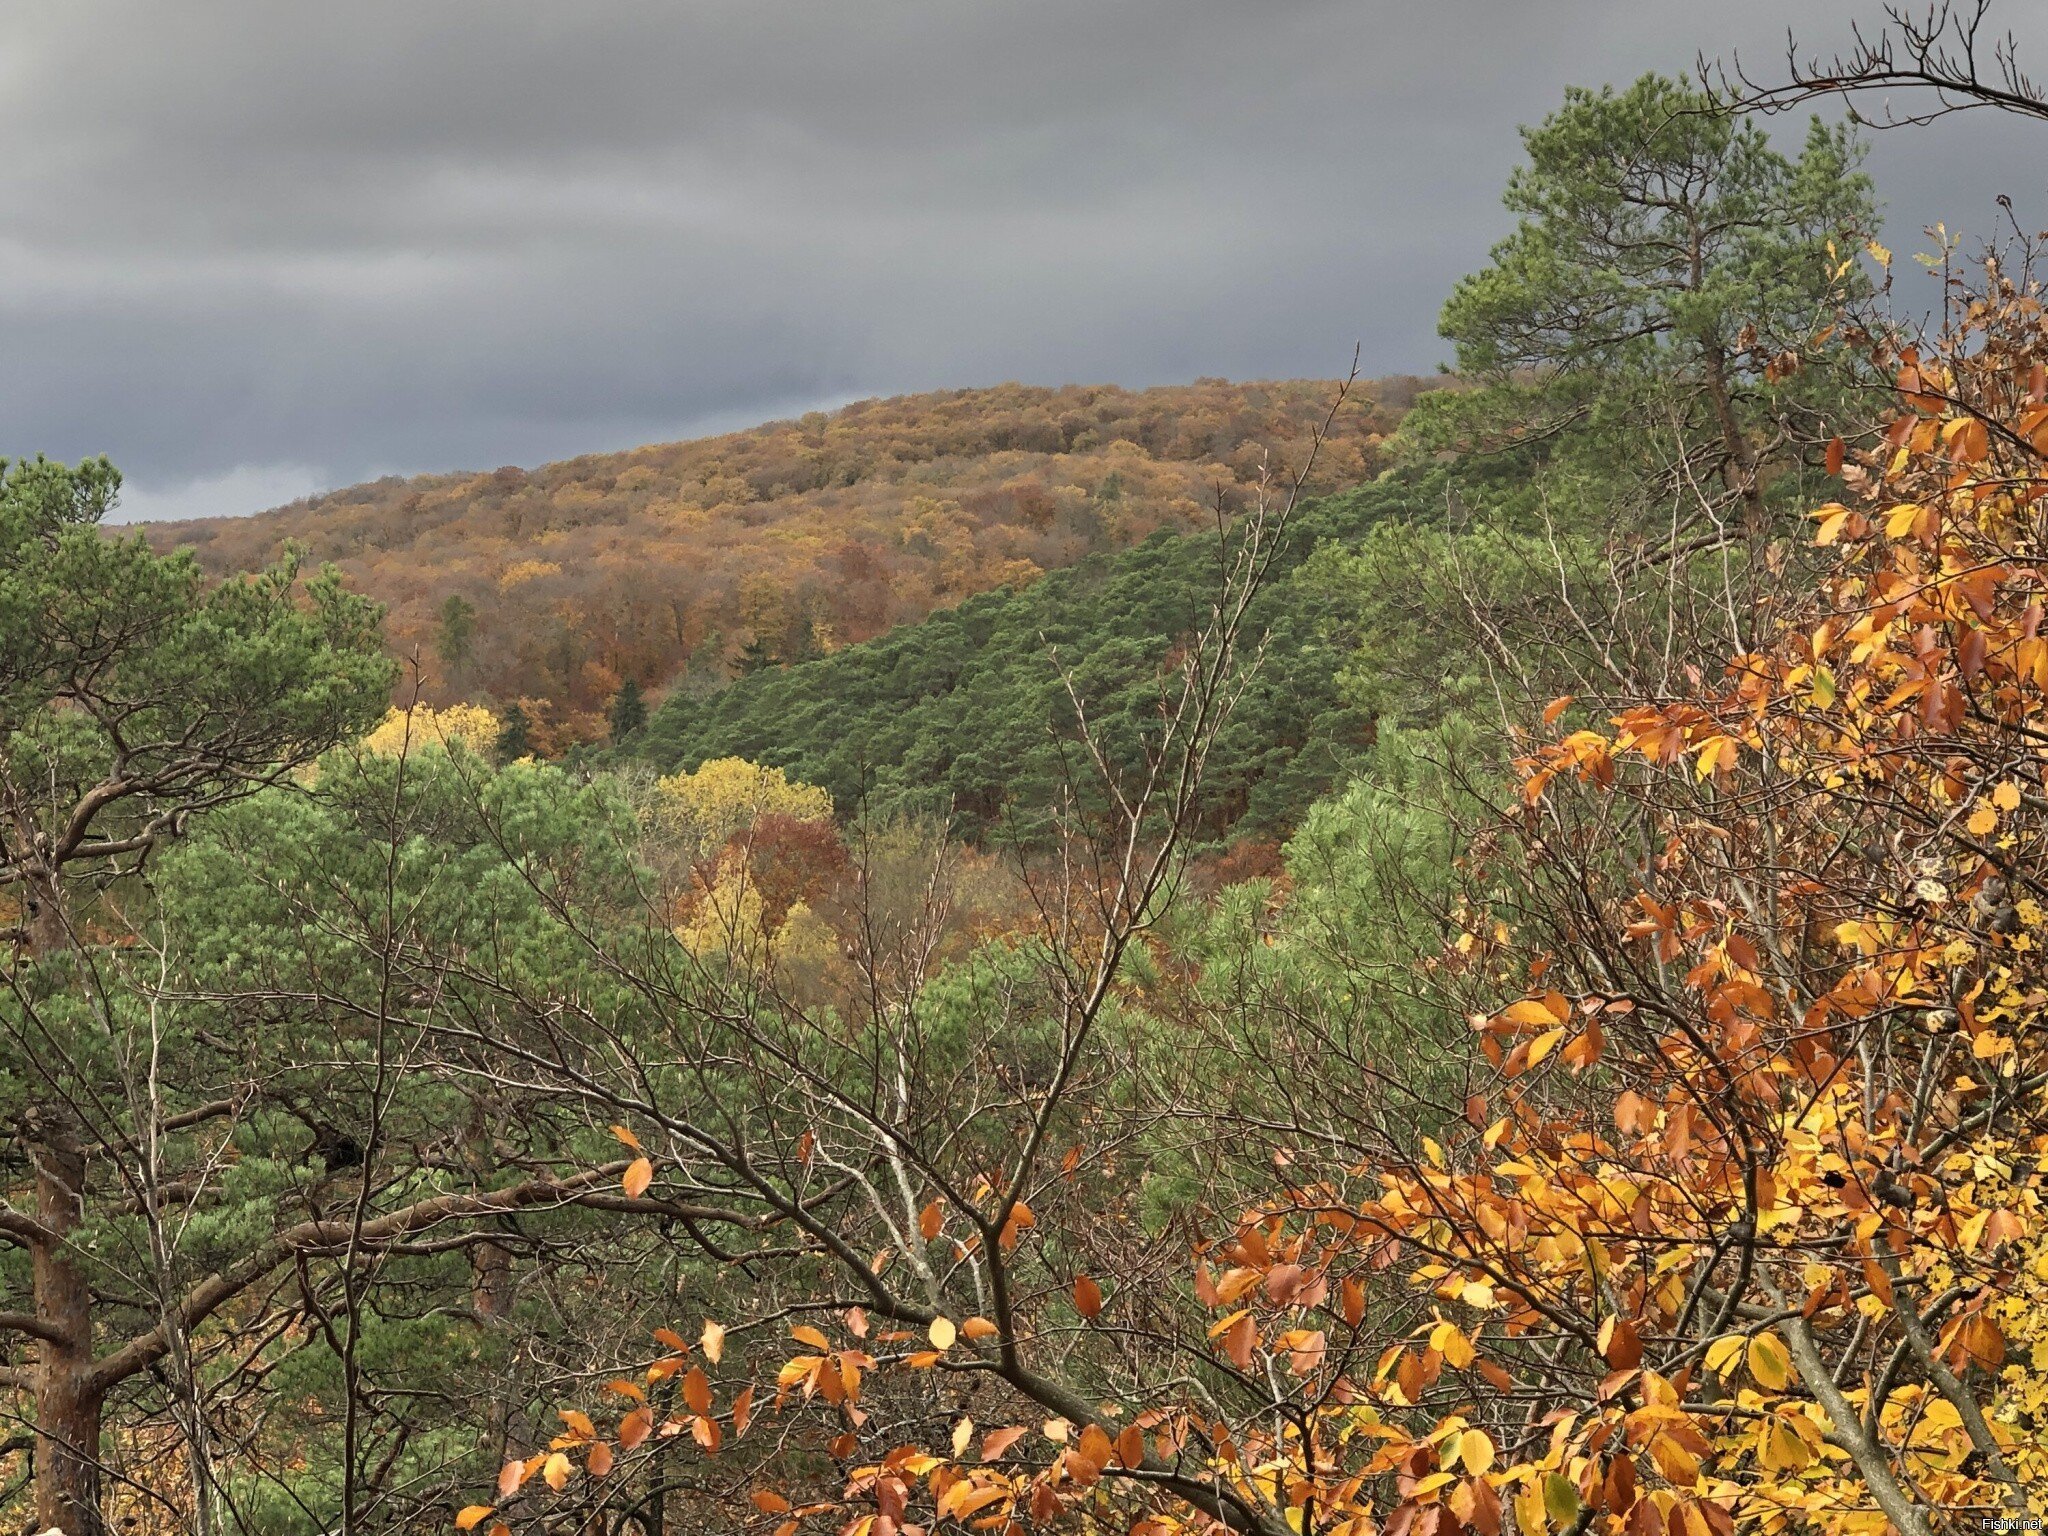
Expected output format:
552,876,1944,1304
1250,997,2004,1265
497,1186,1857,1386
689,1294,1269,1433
1497,998,1564,1029
952,1416,975,1458
790,1324,830,1349
1994,779,2022,811
700,1320,726,1364
1525,1027,1564,1068
1759,1416,1813,1471
1458,1428,1495,1476
929,1316,958,1350
1430,1321,1476,1369
543,1452,573,1491
1968,804,1999,837
1542,1473,1581,1528
1705,1335,1746,1377
1747,1332,1794,1391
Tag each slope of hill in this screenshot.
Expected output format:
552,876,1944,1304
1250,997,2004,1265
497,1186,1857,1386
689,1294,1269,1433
147,380,1418,746
623,479,1420,844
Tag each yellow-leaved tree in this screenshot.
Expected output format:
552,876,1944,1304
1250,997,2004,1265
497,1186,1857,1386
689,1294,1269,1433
648,756,834,862
359,701,501,757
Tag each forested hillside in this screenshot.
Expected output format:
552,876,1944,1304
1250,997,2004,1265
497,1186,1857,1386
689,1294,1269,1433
623,480,1410,843
146,380,1412,747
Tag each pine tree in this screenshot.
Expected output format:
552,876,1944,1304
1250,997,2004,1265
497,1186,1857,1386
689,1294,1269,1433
608,677,647,740
495,704,535,762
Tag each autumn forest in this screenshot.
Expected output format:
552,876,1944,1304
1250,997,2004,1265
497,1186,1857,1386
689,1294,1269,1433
6,14,2048,1536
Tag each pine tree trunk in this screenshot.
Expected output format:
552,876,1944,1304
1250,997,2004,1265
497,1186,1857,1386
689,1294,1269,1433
29,1122,105,1536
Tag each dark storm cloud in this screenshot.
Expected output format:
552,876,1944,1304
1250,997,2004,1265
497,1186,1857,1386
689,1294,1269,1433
4,1,2046,519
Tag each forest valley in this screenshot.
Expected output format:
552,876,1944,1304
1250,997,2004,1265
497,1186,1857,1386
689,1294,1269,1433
6,43,2048,1536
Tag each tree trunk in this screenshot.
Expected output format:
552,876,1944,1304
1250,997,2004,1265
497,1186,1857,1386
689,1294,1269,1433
29,1120,106,1536
1699,344,1769,533
22,866,71,957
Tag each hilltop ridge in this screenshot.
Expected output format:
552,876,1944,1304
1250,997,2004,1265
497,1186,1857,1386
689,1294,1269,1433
144,378,1419,745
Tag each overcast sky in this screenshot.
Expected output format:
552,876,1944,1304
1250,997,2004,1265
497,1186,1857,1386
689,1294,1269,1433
6,1,2047,522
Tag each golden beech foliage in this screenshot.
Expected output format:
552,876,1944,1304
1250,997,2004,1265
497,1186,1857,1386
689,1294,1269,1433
472,284,2048,1536
357,701,501,757
650,756,835,858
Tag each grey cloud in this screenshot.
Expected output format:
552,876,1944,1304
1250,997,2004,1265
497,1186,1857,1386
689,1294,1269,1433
4,0,2047,517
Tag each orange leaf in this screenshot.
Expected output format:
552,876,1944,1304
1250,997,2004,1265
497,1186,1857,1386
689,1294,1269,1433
1598,1317,1642,1370
982,1425,1027,1462
1077,1424,1113,1471
609,1124,641,1151
457,1506,495,1531
682,1366,712,1415
619,1408,654,1450
1073,1275,1103,1320
918,1201,943,1239
622,1157,653,1198
752,1490,793,1514
997,1200,1035,1250
1115,1424,1146,1468
1222,1313,1256,1369
586,1442,614,1477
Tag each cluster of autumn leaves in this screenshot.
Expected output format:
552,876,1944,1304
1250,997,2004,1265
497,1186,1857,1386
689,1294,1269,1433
463,275,2048,1535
